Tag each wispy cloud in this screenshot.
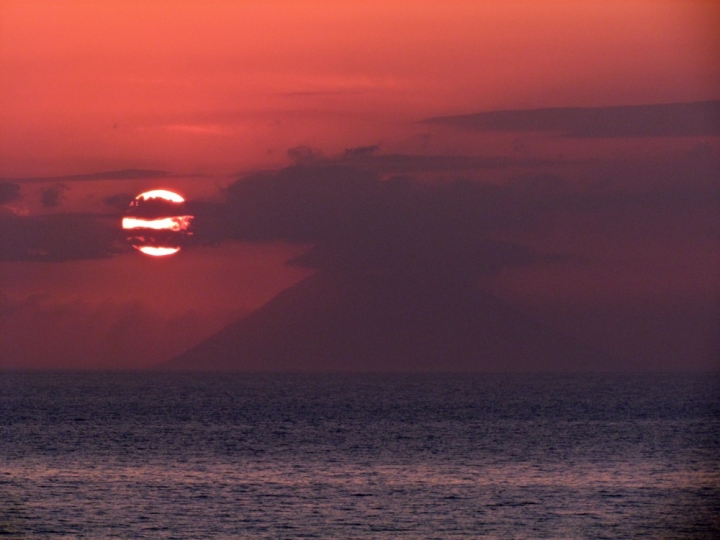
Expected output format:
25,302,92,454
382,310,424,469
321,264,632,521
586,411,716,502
424,101,720,137
161,124,235,136
1,169,171,184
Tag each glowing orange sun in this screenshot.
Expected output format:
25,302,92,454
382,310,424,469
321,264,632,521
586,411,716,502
122,190,193,256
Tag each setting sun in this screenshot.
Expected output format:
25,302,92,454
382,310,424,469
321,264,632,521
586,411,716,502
122,190,193,256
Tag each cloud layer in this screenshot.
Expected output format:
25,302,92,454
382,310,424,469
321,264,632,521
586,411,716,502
424,101,720,137
0,213,120,262
191,164,543,277
0,182,21,205
3,143,717,276
0,169,170,184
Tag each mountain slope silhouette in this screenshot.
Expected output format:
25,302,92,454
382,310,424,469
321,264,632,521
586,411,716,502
162,271,613,372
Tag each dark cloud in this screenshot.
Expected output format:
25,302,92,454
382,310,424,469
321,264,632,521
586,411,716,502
190,164,546,276
287,146,323,164
424,100,720,137
5,147,717,271
0,182,21,205
104,193,136,212
1,169,170,183
40,184,66,208
286,145,529,173
344,153,552,172
187,147,719,279
343,145,379,157
106,191,193,217
0,213,122,261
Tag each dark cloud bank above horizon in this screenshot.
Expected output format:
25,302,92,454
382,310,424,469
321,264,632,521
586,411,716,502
1,100,718,370
2,99,718,267
1,139,718,275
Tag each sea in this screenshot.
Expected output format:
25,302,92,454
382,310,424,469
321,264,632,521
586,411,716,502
1,372,718,539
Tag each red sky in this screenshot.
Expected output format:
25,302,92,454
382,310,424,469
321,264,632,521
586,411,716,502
2,0,718,176
0,0,718,369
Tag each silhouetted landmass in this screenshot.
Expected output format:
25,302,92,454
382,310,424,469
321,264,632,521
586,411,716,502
424,101,720,137
162,271,614,372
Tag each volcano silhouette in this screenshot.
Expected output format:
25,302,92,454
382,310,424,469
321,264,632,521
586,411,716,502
162,271,612,372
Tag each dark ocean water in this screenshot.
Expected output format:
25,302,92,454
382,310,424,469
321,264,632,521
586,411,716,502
1,372,718,539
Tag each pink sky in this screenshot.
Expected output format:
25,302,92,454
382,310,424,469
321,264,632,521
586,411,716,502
1,0,718,176
0,1,718,370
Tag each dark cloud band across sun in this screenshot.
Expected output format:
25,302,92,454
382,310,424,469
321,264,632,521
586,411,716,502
2,143,718,275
